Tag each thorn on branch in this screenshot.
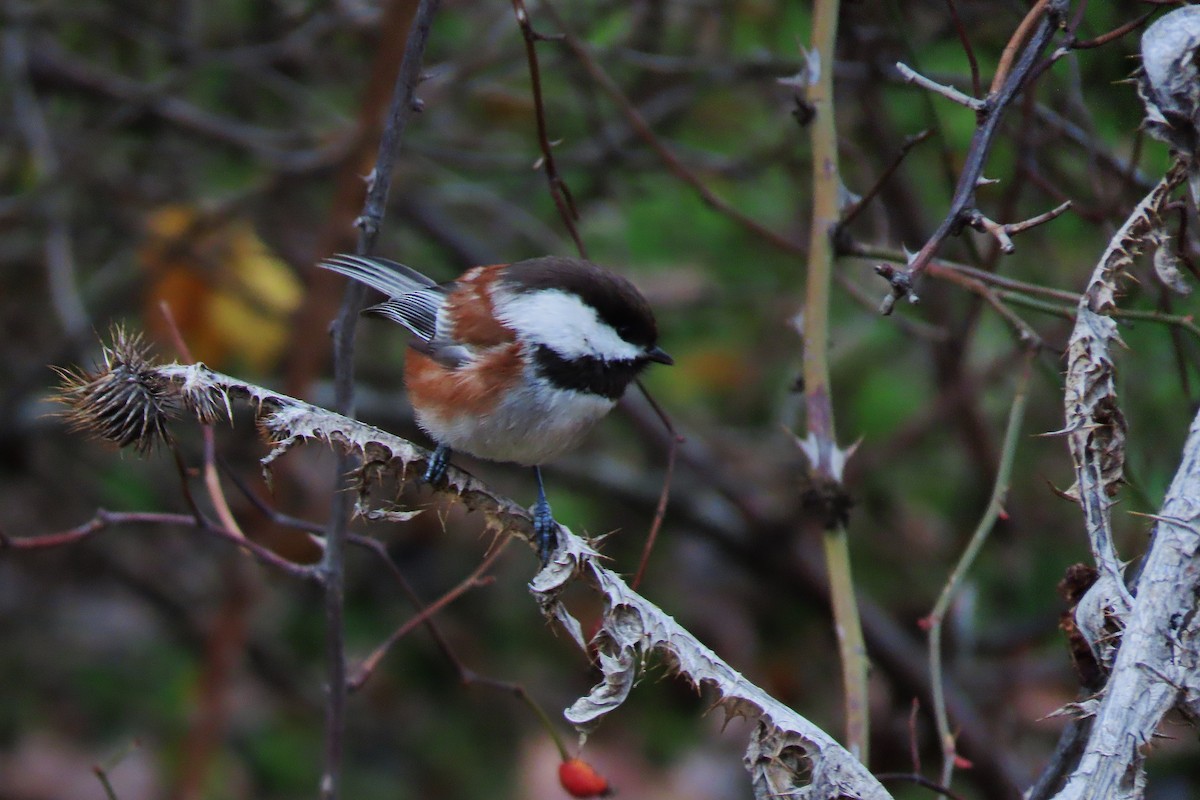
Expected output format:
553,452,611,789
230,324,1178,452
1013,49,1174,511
895,61,987,111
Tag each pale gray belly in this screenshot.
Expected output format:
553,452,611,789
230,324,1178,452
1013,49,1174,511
415,380,617,466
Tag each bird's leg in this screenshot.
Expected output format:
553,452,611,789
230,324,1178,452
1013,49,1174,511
423,444,451,484
531,466,559,564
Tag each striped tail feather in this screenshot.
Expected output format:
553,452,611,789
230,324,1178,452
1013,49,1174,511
318,254,437,298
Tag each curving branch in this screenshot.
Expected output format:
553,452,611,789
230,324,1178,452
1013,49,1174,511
1062,164,1187,668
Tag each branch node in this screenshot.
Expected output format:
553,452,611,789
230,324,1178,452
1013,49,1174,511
875,263,918,314
967,210,1016,254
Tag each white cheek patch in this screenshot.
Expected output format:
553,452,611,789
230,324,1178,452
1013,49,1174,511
495,289,643,361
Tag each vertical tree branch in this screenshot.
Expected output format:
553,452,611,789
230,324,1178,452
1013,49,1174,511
321,1,440,797
804,0,869,762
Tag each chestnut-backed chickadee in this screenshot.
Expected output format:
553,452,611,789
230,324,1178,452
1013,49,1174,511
320,254,673,561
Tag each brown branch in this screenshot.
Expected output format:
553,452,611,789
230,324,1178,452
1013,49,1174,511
347,542,508,692
961,202,1072,254
2,510,319,581
1069,10,1156,50
511,0,588,258
159,302,246,540
840,129,935,229
945,0,981,98
990,0,1051,96
629,378,682,592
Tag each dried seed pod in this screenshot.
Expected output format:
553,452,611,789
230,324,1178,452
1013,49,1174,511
55,328,175,452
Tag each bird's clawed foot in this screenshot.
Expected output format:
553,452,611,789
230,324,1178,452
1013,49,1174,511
423,444,451,484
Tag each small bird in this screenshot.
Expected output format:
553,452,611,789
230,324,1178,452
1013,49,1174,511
320,254,673,562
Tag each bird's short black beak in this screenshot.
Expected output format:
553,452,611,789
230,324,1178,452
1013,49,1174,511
646,346,674,365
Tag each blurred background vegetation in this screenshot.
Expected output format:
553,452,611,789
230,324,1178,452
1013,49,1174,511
2,0,1197,798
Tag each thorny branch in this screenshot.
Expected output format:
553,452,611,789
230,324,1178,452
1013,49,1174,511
1054,404,1200,799
1044,160,1196,800
1063,163,1187,669
47,333,892,800
877,0,1070,313
801,0,868,763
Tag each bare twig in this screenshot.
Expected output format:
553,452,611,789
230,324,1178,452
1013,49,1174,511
159,302,246,540
1002,201,1073,236
322,1,440,796
1068,10,1156,50
966,203,1074,257
510,0,587,257
2,509,318,581
990,0,1051,96
928,350,1035,787
347,542,508,691
93,740,142,800
944,0,981,98
840,129,935,229
629,378,682,591
540,1,805,258
895,63,987,111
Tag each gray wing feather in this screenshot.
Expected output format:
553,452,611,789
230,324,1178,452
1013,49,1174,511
320,254,453,342
366,292,443,342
